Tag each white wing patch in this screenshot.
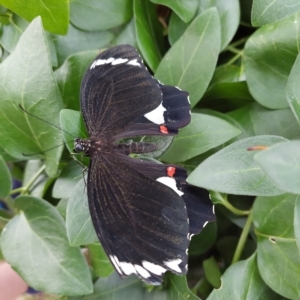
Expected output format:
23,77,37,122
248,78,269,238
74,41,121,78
127,59,141,67
142,261,166,276
119,262,137,275
144,102,166,125
163,258,182,273
156,177,184,197
90,57,131,69
135,265,151,278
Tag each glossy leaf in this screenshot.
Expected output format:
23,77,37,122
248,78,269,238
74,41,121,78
0,155,11,197
87,243,114,278
255,140,300,194
188,136,287,196
227,103,300,141
55,51,98,110
208,254,283,299
70,0,133,31
134,0,165,71
252,0,300,26
0,0,69,34
161,112,240,163
286,52,300,125
66,178,97,246
189,222,217,256
113,18,137,48
150,0,198,22
294,199,300,255
52,160,83,199
244,13,300,109
53,24,113,66
169,0,240,50
203,256,221,288
0,17,63,177
155,8,221,107
1,196,93,295
23,160,52,198
88,272,199,299
253,194,300,299
0,14,28,52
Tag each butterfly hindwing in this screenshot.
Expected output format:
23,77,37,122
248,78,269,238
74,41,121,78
125,159,216,236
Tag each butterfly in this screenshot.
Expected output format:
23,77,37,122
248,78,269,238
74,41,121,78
74,44,215,285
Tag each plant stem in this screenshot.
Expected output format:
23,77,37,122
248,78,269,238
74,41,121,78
9,164,45,195
231,211,253,264
222,200,250,216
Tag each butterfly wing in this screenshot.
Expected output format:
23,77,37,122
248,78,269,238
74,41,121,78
81,45,191,139
80,45,162,137
123,158,216,235
87,153,189,285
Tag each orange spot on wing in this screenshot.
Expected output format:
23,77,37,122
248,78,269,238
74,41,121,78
167,167,176,177
160,125,168,134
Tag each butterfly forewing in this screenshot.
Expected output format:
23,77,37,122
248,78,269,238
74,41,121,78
80,45,162,137
88,154,189,285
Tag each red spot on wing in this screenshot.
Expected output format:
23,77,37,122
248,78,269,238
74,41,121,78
167,167,176,177
160,125,169,134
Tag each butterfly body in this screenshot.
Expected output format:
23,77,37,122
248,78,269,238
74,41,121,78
75,45,215,285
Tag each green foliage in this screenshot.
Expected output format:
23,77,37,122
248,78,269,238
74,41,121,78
0,0,300,299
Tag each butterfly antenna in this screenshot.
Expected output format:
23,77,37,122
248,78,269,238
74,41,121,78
22,139,74,157
19,104,76,138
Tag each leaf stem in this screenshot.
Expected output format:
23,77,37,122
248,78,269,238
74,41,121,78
231,210,253,264
10,164,45,195
225,51,243,66
222,200,250,216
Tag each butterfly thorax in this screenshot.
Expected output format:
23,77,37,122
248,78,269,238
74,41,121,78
74,137,157,156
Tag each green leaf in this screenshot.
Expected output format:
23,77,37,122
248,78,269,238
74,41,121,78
0,0,68,34
203,256,221,288
161,112,240,163
155,8,221,107
1,196,93,295
207,254,283,299
244,13,300,109
87,272,200,299
188,136,287,196
87,243,114,278
255,141,300,194
189,222,217,256
252,0,300,26
286,52,300,126
134,0,165,71
0,17,63,177
200,82,254,112
294,199,300,256
0,155,11,197
0,14,28,52
210,65,242,85
253,194,300,300
150,0,198,23
113,18,137,48
53,24,113,66
55,51,98,110
70,0,133,31
23,160,53,198
169,0,240,50
52,160,83,199
66,178,97,246
227,103,300,142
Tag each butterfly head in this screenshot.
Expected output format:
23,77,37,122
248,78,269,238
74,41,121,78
74,138,91,155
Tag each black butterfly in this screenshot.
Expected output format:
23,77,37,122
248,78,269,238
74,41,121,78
74,45,215,285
